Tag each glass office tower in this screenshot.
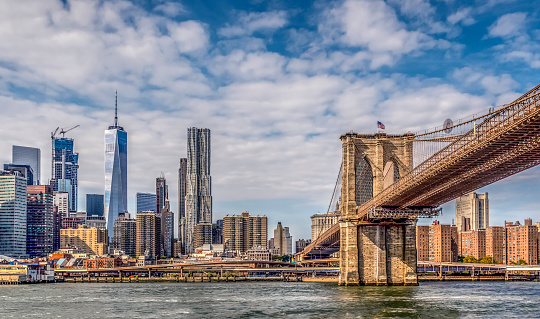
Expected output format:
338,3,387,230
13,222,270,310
86,194,104,217
136,192,156,213
104,94,127,237
12,145,40,185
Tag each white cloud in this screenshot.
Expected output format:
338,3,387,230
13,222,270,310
154,2,186,17
218,10,287,38
488,12,527,38
447,7,476,26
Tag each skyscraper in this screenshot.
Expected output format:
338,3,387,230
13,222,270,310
136,211,161,259
136,192,156,213
272,222,292,255
26,185,54,258
178,157,187,248
455,192,489,232
156,175,173,257
104,93,128,238
86,194,104,217
51,137,79,212
53,192,69,217
185,127,212,253
0,170,27,258
12,145,40,185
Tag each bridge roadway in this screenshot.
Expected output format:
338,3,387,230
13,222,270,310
300,84,540,264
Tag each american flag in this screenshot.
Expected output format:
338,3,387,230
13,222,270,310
377,121,385,130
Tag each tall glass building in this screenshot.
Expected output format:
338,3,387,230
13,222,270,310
12,145,40,185
185,127,212,253
136,192,156,213
51,138,78,212
0,170,27,258
86,194,104,217
104,94,128,237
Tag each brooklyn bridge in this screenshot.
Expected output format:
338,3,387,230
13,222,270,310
298,83,540,286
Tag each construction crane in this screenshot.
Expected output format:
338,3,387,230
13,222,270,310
59,125,80,137
50,125,79,182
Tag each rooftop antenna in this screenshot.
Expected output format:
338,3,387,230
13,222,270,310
115,90,118,127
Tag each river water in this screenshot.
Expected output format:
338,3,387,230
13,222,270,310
1,281,539,318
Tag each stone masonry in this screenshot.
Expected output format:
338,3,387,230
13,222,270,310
339,132,417,286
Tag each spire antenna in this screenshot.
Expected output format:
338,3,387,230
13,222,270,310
115,90,118,127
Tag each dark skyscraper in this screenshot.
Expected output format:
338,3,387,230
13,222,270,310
26,185,54,258
178,158,187,249
185,127,212,253
104,93,128,238
156,175,173,257
86,194,104,217
51,137,79,212
136,192,156,213
12,145,40,185
4,164,33,186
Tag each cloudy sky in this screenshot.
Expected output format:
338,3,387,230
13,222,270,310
0,0,539,241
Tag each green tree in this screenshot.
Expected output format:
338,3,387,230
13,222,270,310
463,256,478,263
281,255,290,263
479,255,498,264
457,256,465,262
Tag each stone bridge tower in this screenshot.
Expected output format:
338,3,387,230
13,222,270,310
339,132,417,286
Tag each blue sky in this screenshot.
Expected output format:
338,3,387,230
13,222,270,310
0,0,539,241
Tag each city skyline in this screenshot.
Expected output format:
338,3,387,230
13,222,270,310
1,0,540,242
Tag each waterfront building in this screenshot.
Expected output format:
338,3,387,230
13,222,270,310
485,226,505,263
86,194,104,217
311,211,340,242
111,212,136,256
246,246,271,261
455,192,489,232
416,222,458,262
223,212,267,253
272,222,292,255
50,137,79,213
0,170,27,258
194,222,213,249
416,226,430,261
26,185,54,258
428,221,458,262
185,127,212,253
53,192,69,217
136,192,156,213
12,145,40,185
4,164,33,186
136,211,161,259
104,93,128,238
82,256,122,269
178,157,187,249
60,225,108,256
295,239,311,254
505,221,538,265
459,230,486,260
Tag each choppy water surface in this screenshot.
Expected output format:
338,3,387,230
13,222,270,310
1,281,539,318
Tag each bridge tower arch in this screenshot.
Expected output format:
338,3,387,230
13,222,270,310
339,132,416,286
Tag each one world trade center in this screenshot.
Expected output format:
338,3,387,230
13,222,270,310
104,92,127,237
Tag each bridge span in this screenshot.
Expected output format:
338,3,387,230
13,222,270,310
299,83,540,286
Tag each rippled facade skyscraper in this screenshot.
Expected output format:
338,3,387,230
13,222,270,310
185,127,212,253
104,94,127,237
